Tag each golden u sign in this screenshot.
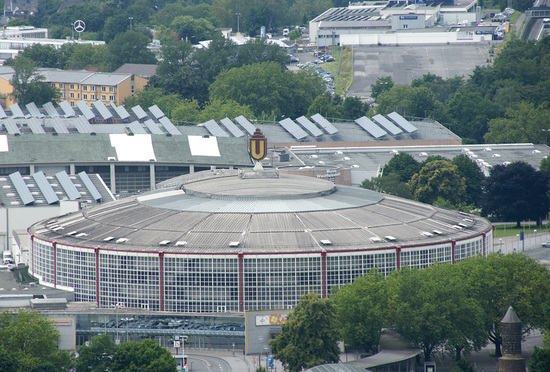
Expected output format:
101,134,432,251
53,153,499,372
249,129,267,161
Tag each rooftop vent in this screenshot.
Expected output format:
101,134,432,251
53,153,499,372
115,238,128,244
419,152,428,157
433,230,443,235
390,149,399,154
103,236,115,241
159,240,171,246
320,239,332,245
420,231,433,237
229,241,240,247
75,232,88,237
452,225,463,230
385,236,396,241
175,241,187,246
370,237,382,242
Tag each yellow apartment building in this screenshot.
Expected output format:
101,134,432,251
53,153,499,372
0,67,148,108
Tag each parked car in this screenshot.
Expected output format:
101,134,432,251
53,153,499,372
542,241,550,247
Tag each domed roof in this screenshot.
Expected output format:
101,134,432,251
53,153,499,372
30,169,491,254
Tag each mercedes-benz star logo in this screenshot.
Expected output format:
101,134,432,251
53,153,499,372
73,20,86,33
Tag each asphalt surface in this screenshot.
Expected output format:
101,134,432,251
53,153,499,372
347,44,494,99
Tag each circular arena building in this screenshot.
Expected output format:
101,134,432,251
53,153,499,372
29,169,493,314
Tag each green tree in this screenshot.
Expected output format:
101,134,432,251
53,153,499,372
529,347,550,372
412,74,464,104
341,96,366,119
288,28,302,41
196,99,256,122
484,102,550,144
370,76,394,100
269,293,340,372
236,38,288,68
4,44,63,68
108,31,156,70
332,270,391,354
209,61,325,119
390,264,487,362
541,157,550,172
457,253,550,357
75,334,117,372
361,173,412,199
307,94,342,119
451,154,485,206
9,57,59,105
110,339,177,372
408,160,467,206
382,152,421,183
481,161,550,226
0,310,73,371
171,15,215,44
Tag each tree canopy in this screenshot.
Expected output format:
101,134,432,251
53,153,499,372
9,56,59,105
408,160,467,205
481,161,550,226
269,293,340,372
0,310,73,371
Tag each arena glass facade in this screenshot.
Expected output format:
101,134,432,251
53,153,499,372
30,232,491,313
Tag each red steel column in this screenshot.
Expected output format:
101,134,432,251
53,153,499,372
451,240,456,264
159,251,164,312
53,242,57,288
95,248,100,307
396,246,401,270
238,252,244,312
321,250,327,298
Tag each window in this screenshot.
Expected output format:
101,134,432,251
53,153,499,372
70,92,74,99
70,84,75,90
91,86,96,92
78,93,80,99
109,95,115,101
102,95,106,101
82,86,88,91
70,101,75,106
59,83,65,89
403,24,408,29
83,94,88,100
60,92,66,99
91,94,96,100
101,87,106,92
51,83,56,87
109,87,116,93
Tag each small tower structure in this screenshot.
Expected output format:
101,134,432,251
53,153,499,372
498,306,525,372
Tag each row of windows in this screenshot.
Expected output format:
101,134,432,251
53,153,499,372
31,236,487,312
52,83,116,93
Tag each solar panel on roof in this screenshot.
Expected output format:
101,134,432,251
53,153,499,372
110,102,130,120
3,118,21,135
127,121,147,134
295,116,324,137
28,117,46,134
78,171,102,201
131,105,147,120
77,100,95,120
59,101,75,117
279,118,308,140
92,100,112,120
55,171,81,200
0,105,6,119
26,102,44,118
10,103,25,118
74,116,94,134
387,112,418,133
9,172,34,205
148,105,165,119
310,113,338,135
355,116,387,138
159,117,181,135
234,115,256,135
220,118,245,137
32,171,59,204
203,119,229,137
372,114,403,136
144,119,164,134
43,102,59,117
52,117,70,134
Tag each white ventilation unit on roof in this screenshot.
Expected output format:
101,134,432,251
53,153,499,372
420,231,433,237
116,238,128,243
229,241,240,247
385,236,396,241
103,236,115,241
320,239,332,245
370,237,382,242
76,232,88,237
175,241,187,246
433,230,443,235
159,240,171,246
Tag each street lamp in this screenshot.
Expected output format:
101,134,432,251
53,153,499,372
129,17,134,31
236,13,241,34
122,317,134,342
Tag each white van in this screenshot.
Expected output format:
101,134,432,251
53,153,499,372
2,250,14,265
282,28,290,36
